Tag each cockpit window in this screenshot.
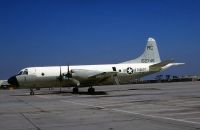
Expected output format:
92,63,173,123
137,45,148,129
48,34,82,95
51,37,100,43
17,71,23,75
23,69,28,75
17,69,28,75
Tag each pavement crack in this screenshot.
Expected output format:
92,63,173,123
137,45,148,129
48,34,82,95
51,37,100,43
20,113,41,130
16,97,48,113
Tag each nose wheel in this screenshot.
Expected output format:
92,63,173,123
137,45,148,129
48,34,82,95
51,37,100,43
30,88,35,95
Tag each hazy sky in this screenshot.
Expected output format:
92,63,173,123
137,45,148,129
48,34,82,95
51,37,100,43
0,0,200,79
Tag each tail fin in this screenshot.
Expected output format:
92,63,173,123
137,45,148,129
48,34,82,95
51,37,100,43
121,37,161,64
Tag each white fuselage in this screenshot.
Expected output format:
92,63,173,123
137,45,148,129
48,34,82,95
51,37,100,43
14,63,153,88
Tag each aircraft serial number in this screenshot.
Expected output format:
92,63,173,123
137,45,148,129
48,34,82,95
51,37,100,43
136,68,146,72
141,59,155,63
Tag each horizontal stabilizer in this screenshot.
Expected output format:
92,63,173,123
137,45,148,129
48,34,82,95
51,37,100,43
150,60,174,71
150,60,185,71
161,63,185,71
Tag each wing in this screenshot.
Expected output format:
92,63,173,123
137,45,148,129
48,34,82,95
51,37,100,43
88,71,118,79
70,69,119,85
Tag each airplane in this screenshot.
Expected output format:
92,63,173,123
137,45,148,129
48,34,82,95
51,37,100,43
8,38,184,95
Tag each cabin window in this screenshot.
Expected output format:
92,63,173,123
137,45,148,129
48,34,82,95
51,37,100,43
112,67,116,71
41,73,45,76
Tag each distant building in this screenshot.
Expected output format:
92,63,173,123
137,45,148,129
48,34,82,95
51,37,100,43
0,80,10,89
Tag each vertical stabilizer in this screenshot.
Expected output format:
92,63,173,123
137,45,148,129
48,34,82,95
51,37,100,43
121,38,161,64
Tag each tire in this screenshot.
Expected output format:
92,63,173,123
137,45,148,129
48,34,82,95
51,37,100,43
88,87,95,94
73,87,79,94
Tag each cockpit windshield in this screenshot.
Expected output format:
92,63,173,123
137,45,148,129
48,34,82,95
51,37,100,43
17,71,23,75
17,69,28,75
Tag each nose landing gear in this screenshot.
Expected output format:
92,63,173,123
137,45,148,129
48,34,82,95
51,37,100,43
30,88,35,95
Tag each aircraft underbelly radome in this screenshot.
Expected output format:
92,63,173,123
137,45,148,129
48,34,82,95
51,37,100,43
8,38,184,94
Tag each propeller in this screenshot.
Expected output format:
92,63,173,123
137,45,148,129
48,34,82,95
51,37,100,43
56,65,73,90
57,65,72,80
65,65,72,80
56,66,63,91
57,66,63,81
53,66,63,92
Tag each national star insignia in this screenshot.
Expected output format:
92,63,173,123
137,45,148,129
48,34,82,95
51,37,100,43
127,67,133,74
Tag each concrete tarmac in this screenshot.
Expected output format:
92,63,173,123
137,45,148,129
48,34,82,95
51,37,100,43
1,81,200,130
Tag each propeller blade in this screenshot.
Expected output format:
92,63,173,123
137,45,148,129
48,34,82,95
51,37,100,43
67,65,69,80
60,66,62,76
57,66,63,81
66,65,72,79
59,66,62,88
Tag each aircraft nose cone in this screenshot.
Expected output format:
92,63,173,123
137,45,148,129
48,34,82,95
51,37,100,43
8,76,19,87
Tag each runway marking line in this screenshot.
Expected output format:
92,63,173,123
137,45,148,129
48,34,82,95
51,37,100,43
161,111,200,116
112,109,200,126
36,95,50,99
187,117,200,120
61,100,105,109
60,100,200,126
132,108,183,113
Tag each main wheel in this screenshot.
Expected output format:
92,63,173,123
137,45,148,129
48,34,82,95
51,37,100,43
30,91,34,95
88,87,95,94
30,88,35,95
73,87,79,94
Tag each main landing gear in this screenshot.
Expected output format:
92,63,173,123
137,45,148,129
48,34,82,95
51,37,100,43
88,87,95,94
72,87,79,94
30,88,35,95
72,86,95,94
